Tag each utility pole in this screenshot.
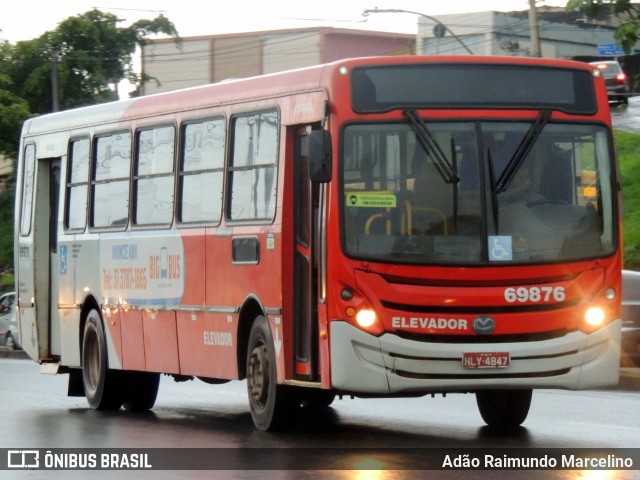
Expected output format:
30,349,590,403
528,0,542,57
50,47,59,112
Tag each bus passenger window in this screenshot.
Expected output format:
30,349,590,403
228,111,278,221
66,138,90,230
178,118,225,224
91,132,131,228
134,126,175,226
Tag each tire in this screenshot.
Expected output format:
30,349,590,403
246,315,298,431
5,333,15,350
82,309,125,410
476,389,532,430
123,371,160,411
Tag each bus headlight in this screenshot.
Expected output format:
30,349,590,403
580,284,619,333
340,285,383,335
356,308,377,328
584,306,606,328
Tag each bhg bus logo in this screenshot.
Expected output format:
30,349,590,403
472,316,496,335
7,450,39,468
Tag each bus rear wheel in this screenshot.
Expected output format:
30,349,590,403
82,309,125,410
123,371,160,411
475,389,532,430
246,315,297,431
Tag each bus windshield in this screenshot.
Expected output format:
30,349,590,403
341,120,615,265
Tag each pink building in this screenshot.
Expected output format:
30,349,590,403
141,27,414,95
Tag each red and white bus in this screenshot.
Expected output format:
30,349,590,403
15,55,622,431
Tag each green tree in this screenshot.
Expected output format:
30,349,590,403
0,44,29,282
0,78,30,158
566,0,640,52
0,47,29,280
0,41,30,158
4,9,179,113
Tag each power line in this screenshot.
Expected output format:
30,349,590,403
93,7,165,14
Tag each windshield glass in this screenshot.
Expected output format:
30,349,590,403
341,120,616,265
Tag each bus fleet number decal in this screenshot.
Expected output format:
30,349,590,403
504,286,565,303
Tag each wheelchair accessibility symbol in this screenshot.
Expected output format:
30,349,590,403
488,236,513,261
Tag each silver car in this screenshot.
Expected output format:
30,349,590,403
589,60,630,104
0,292,20,350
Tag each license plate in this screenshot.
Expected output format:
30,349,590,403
462,352,510,369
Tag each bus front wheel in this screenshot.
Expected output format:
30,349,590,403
475,389,532,430
246,315,297,431
82,309,125,410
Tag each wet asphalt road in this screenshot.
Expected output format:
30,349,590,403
0,352,638,479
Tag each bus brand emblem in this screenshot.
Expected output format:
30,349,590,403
473,316,496,335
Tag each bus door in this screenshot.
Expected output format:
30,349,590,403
48,160,61,357
17,154,61,360
16,144,37,360
293,128,321,381
36,159,62,359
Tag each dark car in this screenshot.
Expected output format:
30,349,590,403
0,291,20,350
589,60,630,104
621,270,640,367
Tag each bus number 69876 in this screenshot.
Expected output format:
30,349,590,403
504,286,566,303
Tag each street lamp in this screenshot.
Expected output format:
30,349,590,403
362,8,474,55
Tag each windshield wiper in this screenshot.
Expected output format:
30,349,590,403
488,149,500,234
404,109,459,184
493,110,551,194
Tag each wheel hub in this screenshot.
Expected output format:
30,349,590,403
84,331,100,392
248,344,269,406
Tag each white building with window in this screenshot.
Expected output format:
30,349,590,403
418,8,628,59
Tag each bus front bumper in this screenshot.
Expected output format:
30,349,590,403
329,320,621,394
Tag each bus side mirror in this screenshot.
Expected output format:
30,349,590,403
308,130,332,183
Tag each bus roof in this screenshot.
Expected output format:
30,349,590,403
21,55,599,137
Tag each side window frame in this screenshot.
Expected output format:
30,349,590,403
64,136,90,232
132,124,176,228
89,130,132,230
226,109,279,223
19,143,36,237
177,116,226,225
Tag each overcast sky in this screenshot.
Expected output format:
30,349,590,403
2,0,570,43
